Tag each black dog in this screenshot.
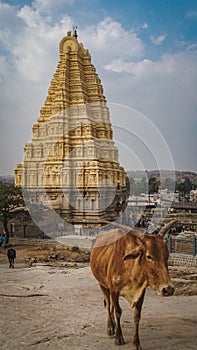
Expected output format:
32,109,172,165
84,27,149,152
7,248,16,268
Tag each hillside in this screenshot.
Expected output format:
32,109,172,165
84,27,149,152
127,170,197,184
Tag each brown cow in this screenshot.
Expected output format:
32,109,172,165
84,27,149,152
90,221,176,350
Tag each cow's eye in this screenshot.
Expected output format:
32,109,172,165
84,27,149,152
146,255,152,260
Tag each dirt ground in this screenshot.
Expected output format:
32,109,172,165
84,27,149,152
0,243,197,350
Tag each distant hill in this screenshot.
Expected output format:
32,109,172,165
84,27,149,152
127,170,197,184
0,175,14,184
174,170,197,184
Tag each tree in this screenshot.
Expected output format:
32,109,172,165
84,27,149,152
148,176,160,194
15,201,48,238
0,184,24,244
15,208,32,238
125,175,130,196
129,176,135,195
161,177,176,192
130,177,148,196
175,177,193,199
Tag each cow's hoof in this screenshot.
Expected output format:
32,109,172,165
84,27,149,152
132,344,142,350
107,327,115,336
115,334,125,345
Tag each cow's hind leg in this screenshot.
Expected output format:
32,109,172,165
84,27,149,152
110,290,125,345
99,284,115,336
132,289,145,350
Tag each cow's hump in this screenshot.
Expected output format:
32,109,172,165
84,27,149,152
94,229,128,248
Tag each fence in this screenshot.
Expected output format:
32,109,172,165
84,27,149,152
168,236,197,256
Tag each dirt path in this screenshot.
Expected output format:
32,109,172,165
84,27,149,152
0,263,197,350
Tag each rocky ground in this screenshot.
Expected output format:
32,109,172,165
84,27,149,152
0,242,197,350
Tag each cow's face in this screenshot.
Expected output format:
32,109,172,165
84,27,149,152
123,234,174,296
142,234,174,296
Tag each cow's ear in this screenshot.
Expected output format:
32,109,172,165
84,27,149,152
123,250,142,261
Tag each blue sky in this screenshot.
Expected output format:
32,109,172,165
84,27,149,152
0,0,197,175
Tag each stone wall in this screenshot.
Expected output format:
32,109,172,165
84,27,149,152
56,235,95,250
169,253,197,267
9,237,59,247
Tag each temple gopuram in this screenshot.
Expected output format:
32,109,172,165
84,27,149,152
15,30,127,228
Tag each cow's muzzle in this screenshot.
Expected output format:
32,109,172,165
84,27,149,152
160,284,174,296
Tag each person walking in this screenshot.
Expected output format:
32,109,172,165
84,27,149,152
1,233,7,247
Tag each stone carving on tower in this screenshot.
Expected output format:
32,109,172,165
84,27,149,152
15,31,127,228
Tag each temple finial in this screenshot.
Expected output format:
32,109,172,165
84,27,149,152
73,26,78,39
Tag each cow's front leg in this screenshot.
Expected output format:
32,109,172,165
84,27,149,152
132,290,145,350
109,304,116,336
111,290,125,345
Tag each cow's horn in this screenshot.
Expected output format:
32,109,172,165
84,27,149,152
159,220,177,237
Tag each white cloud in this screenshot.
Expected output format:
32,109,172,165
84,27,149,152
142,22,148,29
187,43,197,51
7,6,73,82
0,56,8,81
105,58,154,75
187,11,197,18
0,1,196,173
104,51,197,106
33,0,76,12
104,52,184,77
0,5,144,83
0,1,13,11
81,17,144,63
150,34,166,45
0,2,23,51
104,49,197,171
17,5,42,28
